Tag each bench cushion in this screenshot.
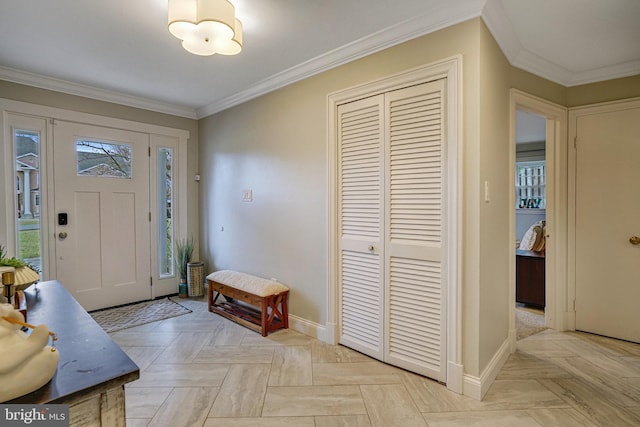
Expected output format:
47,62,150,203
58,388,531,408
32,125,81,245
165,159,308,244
206,270,289,297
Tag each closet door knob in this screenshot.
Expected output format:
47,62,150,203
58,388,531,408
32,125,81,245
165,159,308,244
629,236,640,245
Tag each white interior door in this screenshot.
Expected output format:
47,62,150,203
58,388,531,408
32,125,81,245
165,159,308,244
53,121,151,311
337,80,447,382
338,95,385,360
575,102,640,343
384,81,446,381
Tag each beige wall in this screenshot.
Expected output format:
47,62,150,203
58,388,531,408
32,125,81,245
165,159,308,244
477,21,512,372
0,80,201,257
199,18,492,375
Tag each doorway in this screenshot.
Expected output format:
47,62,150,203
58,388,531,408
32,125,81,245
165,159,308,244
514,109,547,339
509,90,568,346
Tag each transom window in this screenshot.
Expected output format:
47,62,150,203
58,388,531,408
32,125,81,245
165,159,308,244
76,140,132,178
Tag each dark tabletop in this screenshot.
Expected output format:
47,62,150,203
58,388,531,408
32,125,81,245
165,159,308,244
7,280,139,404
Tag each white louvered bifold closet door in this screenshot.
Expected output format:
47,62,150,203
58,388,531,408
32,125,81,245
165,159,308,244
337,95,385,360
337,80,447,382
384,80,446,381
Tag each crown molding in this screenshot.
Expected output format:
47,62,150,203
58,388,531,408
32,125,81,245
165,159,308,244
0,65,198,119
196,0,484,118
482,0,640,88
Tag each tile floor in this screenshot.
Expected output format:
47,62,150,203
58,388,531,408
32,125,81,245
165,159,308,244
112,297,640,426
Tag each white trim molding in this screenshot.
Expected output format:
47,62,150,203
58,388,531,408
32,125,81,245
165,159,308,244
463,337,510,400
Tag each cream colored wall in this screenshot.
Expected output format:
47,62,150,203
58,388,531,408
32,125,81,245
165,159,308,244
477,22,512,372
566,75,640,107
0,80,201,257
199,19,483,343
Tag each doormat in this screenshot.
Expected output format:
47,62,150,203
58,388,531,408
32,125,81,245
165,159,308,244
516,307,547,340
90,297,192,333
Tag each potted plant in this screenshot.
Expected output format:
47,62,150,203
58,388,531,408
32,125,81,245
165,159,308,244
175,237,194,298
0,244,39,305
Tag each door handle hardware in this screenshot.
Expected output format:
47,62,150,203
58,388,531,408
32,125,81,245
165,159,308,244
58,232,68,240
368,245,375,252
630,236,640,245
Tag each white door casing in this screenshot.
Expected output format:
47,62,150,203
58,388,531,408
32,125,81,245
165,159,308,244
571,99,640,343
53,121,151,311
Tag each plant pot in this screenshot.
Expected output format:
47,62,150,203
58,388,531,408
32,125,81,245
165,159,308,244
178,281,188,298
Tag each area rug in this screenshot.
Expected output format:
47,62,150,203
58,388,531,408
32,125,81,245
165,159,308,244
516,307,547,340
90,297,192,333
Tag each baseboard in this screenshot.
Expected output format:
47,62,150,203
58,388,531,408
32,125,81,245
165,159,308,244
288,314,327,342
463,337,511,400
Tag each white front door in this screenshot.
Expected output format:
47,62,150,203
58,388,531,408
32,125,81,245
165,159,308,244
53,121,151,311
574,101,640,343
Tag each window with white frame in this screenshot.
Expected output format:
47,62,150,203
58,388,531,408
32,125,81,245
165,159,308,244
516,161,545,209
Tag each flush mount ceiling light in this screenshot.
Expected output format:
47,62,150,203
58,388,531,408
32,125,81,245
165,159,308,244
168,0,242,56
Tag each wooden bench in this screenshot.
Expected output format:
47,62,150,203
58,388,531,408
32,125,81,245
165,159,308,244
207,270,289,336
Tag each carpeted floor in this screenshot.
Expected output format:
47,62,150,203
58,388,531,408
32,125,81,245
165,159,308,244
516,306,547,340
90,297,192,333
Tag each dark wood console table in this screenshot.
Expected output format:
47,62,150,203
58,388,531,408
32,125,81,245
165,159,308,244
516,249,545,308
7,280,139,426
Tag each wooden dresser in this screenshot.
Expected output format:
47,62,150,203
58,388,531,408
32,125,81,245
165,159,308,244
516,249,545,308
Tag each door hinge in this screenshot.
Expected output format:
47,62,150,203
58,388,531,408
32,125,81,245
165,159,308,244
572,299,576,310
574,136,577,148
149,212,151,222
150,277,153,287
148,146,151,157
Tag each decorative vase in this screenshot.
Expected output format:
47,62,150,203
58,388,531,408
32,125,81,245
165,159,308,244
187,262,205,297
178,281,188,298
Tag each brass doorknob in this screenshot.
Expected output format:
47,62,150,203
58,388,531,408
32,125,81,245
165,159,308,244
58,232,68,240
630,236,640,245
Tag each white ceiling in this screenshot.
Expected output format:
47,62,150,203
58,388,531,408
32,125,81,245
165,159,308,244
0,0,638,119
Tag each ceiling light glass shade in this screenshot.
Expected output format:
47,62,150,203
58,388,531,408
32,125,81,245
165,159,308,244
168,0,242,56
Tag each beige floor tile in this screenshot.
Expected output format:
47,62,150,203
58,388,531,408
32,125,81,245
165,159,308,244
423,410,543,427
548,356,640,406
126,419,150,427
401,371,481,412
515,339,579,358
315,415,372,426
313,361,403,385
268,345,312,386
204,417,315,427
204,322,248,346
262,385,367,417
240,329,314,346
496,352,572,380
481,379,567,410
153,331,214,364
526,408,599,427
209,364,271,417
120,346,164,371
194,345,274,364
130,363,228,387
540,378,640,426
111,331,181,347
360,384,427,427
311,341,371,363
111,297,640,426
125,387,172,418
147,387,218,427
